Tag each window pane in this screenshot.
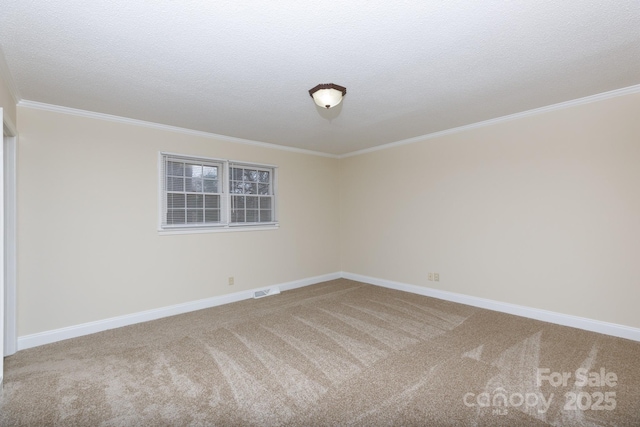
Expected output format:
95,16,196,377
167,209,185,224
186,194,203,208
231,167,243,180
203,166,218,178
259,197,272,209
203,179,218,193
205,209,220,222
260,210,272,222
258,171,270,183
167,177,184,192
232,195,244,208
185,177,203,192
245,183,257,194
258,183,270,195
246,209,258,222
167,161,184,176
186,209,204,223
247,170,258,182
230,180,243,194
231,210,245,223
205,195,220,209
186,164,203,178
167,193,185,209
246,196,258,209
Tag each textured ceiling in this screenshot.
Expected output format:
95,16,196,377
1,1,639,155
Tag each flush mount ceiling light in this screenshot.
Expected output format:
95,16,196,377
309,83,347,109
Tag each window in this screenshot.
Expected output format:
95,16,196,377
229,165,275,224
160,153,277,232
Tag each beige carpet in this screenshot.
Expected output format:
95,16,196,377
1,279,639,426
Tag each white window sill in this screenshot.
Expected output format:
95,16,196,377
158,224,279,236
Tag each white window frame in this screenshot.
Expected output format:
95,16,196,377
158,152,278,235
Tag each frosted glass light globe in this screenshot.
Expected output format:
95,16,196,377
309,84,347,109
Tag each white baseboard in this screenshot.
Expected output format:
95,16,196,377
341,272,640,342
17,272,341,351
18,271,639,350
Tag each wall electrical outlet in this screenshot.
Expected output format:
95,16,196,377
428,273,434,281
228,277,234,286
434,273,440,282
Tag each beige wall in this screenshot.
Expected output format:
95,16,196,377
0,70,17,131
16,90,640,337
340,92,640,329
17,107,340,335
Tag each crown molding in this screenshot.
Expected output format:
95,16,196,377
14,83,640,160
339,84,640,159
17,100,340,159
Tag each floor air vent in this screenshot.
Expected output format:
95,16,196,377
253,286,281,299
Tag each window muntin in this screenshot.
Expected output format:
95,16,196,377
160,153,277,231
